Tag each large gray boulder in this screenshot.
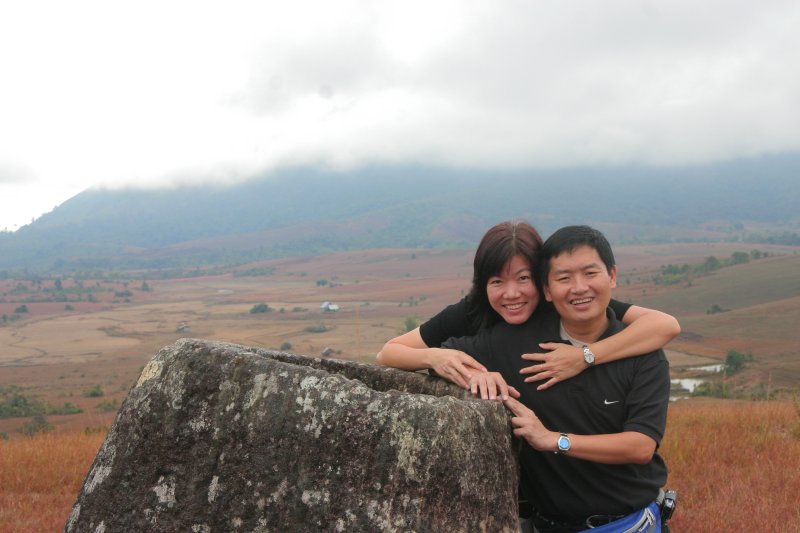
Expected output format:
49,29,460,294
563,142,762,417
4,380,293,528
66,339,519,532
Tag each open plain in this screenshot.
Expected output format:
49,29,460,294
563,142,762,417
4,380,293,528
1,243,800,532
2,243,799,437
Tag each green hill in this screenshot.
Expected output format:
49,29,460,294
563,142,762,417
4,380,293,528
1,155,799,273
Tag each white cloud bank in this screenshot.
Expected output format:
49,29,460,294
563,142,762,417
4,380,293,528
1,0,799,229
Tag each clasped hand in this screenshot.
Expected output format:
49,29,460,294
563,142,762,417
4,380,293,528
520,342,586,390
430,349,488,389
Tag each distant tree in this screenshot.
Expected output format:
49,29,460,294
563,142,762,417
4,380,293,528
316,279,329,287
55,278,63,291
730,251,750,265
697,256,721,273
404,316,419,332
14,304,28,313
724,349,753,375
250,303,272,314
140,281,152,292
750,249,763,260
279,341,292,351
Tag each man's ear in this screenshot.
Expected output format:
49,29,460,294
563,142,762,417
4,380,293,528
543,283,553,302
609,265,618,289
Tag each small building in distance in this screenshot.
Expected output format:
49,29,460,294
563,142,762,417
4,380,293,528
320,301,340,312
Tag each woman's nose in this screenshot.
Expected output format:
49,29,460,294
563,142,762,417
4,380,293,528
505,281,522,297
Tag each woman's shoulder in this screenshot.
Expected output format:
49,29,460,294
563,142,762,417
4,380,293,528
419,297,474,347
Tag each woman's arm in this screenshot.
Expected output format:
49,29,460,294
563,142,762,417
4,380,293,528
520,305,680,390
376,328,487,389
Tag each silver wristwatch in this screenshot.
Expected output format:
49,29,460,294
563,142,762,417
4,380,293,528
582,344,596,366
556,433,571,454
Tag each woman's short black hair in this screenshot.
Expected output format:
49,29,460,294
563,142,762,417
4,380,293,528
465,220,543,330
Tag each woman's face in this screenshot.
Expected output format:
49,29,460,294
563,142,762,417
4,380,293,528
486,254,539,325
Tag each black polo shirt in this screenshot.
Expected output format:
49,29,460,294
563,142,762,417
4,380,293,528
443,306,669,521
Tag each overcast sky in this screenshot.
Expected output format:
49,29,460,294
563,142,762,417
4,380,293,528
1,0,798,231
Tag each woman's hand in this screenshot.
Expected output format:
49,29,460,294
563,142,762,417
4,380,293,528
468,371,520,401
429,349,488,389
519,342,585,390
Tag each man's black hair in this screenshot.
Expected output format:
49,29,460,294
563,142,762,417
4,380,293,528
538,225,615,284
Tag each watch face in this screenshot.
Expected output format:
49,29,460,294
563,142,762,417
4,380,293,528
558,435,570,451
583,346,595,364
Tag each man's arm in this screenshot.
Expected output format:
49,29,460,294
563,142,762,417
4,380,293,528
503,397,657,464
520,306,680,389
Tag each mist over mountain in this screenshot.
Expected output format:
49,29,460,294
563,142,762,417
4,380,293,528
1,154,798,273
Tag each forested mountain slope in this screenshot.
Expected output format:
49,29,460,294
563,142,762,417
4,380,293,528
1,154,798,273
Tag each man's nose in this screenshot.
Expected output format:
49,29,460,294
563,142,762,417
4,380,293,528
572,276,589,292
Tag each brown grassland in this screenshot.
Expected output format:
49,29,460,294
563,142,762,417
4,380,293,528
1,243,799,531
2,400,799,532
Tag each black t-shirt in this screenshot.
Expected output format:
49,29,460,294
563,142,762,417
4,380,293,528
419,298,632,348
442,307,670,520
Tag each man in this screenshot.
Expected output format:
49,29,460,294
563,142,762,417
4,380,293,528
443,225,671,532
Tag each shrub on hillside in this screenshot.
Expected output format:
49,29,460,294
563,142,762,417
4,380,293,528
724,349,754,375
96,399,119,412
0,390,46,418
47,402,83,415
85,385,104,398
19,413,53,436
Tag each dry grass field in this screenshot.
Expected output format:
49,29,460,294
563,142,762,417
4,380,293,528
1,243,799,530
2,400,798,532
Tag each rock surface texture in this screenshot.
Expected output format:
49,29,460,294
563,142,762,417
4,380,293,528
66,339,519,532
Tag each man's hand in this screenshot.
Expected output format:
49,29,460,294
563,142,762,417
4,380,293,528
502,397,558,451
468,371,521,401
520,343,586,390
429,349,488,389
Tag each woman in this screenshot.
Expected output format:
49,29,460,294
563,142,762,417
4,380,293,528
376,220,680,391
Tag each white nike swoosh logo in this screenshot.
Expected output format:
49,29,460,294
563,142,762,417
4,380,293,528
604,399,620,405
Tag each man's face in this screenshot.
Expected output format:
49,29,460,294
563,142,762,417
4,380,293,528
543,245,617,326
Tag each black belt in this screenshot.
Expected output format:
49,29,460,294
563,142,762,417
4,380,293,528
530,507,627,531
